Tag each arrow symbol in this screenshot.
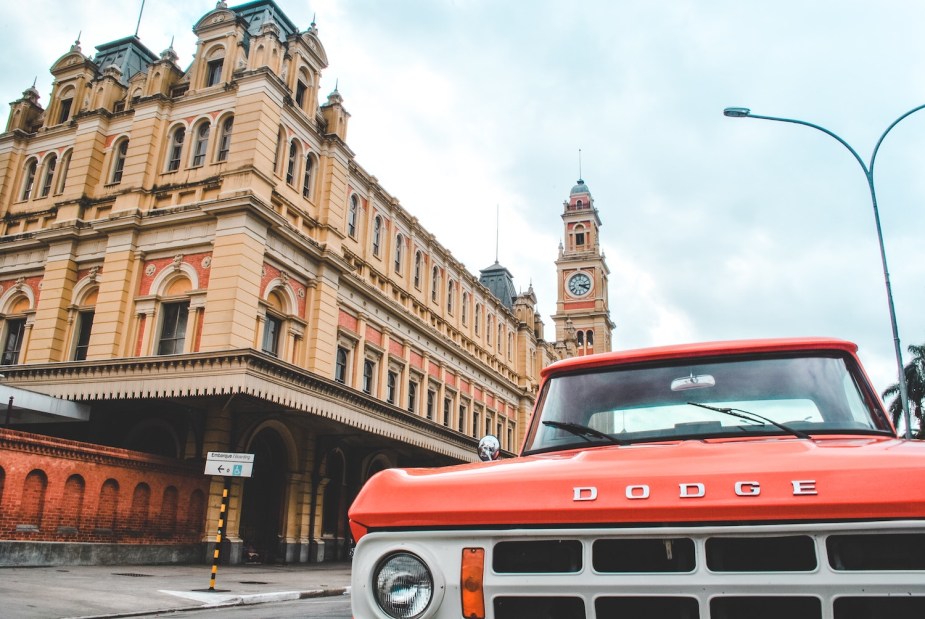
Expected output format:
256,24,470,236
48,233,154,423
217,465,227,473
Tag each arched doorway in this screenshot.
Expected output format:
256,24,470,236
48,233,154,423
240,429,287,563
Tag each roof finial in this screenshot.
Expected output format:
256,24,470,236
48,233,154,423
495,204,500,264
134,0,146,38
578,147,583,183
71,31,82,52
31,76,37,88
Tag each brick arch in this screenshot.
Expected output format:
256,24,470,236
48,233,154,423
60,474,86,531
128,483,151,532
20,469,48,528
96,478,120,530
187,489,206,534
160,486,179,534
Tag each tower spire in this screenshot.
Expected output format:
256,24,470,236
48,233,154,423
495,204,500,264
578,148,582,181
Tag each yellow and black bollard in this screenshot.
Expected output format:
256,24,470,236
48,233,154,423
208,479,230,591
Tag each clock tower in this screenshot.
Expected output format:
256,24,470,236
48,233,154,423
552,178,614,355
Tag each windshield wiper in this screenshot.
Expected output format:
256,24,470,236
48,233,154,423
542,420,625,445
686,402,811,440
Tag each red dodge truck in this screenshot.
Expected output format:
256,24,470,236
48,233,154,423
349,338,925,619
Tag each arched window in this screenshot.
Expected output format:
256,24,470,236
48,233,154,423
413,251,423,288
462,292,469,325
335,346,348,383
394,234,404,274
487,315,494,345
498,323,504,353
508,331,513,360
372,215,382,256
576,330,584,346
57,86,75,124
111,138,129,183
55,149,72,194
285,140,300,185
573,223,587,248
273,126,285,174
39,154,57,198
295,79,308,107
20,158,37,200
586,330,594,346
166,126,185,172
475,303,481,335
60,474,85,530
20,470,48,528
191,121,210,167
204,48,224,87
447,280,455,314
347,195,359,237
302,154,314,198
431,266,440,303
96,479,119,530
216,116,233,162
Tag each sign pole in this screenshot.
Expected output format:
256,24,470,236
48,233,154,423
208,477,230,591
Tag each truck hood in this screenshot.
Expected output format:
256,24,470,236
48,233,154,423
349,436,925,531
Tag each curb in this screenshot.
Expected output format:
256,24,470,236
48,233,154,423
65,587,350,619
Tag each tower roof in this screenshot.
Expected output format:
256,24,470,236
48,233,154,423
479,261,516,310
570,178,591,196
93,36,158,86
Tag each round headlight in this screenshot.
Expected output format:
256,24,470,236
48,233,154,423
373,552,434,618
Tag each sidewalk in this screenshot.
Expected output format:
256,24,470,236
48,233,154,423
0,561,352,619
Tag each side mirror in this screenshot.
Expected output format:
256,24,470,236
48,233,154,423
477,435,501,461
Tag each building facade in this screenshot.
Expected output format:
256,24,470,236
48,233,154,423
0,1,609,566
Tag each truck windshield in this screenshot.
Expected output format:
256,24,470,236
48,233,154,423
524,354,890,454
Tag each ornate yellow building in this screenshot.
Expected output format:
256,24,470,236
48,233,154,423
0,1,572,564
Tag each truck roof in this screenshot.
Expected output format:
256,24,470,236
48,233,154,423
541,337,859,379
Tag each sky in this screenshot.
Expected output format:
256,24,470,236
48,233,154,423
3,0,925,408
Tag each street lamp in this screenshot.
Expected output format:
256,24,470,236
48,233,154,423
724,104,925,439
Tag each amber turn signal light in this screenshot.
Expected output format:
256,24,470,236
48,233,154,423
461,547,486,619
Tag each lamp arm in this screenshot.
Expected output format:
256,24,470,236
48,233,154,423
870,103,925,175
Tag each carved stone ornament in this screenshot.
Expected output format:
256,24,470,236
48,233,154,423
145,263,156,277
211,14,226,24
297,288,305,298
172,254,184,271
201,256,212,269
280,271,290,285
261,266,268,277
88,266,100,282
14,277,26,291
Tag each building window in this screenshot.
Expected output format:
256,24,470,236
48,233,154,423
20,159,37,201
167,127,185,171
335,346,348,384
508,426,514,450
443,397,451,426
426,389,435,420
462,292,469,325
458,405,466,433
413,251,422,288
387,371,397,404
431,266,440,303
111,139,129,183
295,80,307,107
286,140,299,185
487,315,493,345
474,303,481,335
362,358,375,394
587,330,594,346
347,195,359,238
407,380,418,413
473,411,480,438
447,281,454,315
1,318,26,365
205,58,224,87
58,97,73,124
39,155,57,198
302,155,313,198
73,311,94,361
508,331,514,360
262,314,282,356
55,150,72,194
157,302,189,355
216,116,233,162
394,234,404,274
577,330,584,346
191,122,210,167
372,216,382,257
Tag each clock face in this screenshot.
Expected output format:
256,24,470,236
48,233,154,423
568,272,592,297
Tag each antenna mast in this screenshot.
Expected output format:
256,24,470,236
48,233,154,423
578,148,583,179
495,204,500,263
135,0,146,37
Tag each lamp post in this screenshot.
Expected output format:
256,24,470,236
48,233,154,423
724,104,925,439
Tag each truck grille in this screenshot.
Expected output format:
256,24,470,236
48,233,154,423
484,523,925,619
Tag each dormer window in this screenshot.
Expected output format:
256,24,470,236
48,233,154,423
205,58,224,87
58,98,73,124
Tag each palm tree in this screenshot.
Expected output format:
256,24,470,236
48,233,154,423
881,343,925,438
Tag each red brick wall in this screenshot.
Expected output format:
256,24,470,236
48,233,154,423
0,428,209,545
